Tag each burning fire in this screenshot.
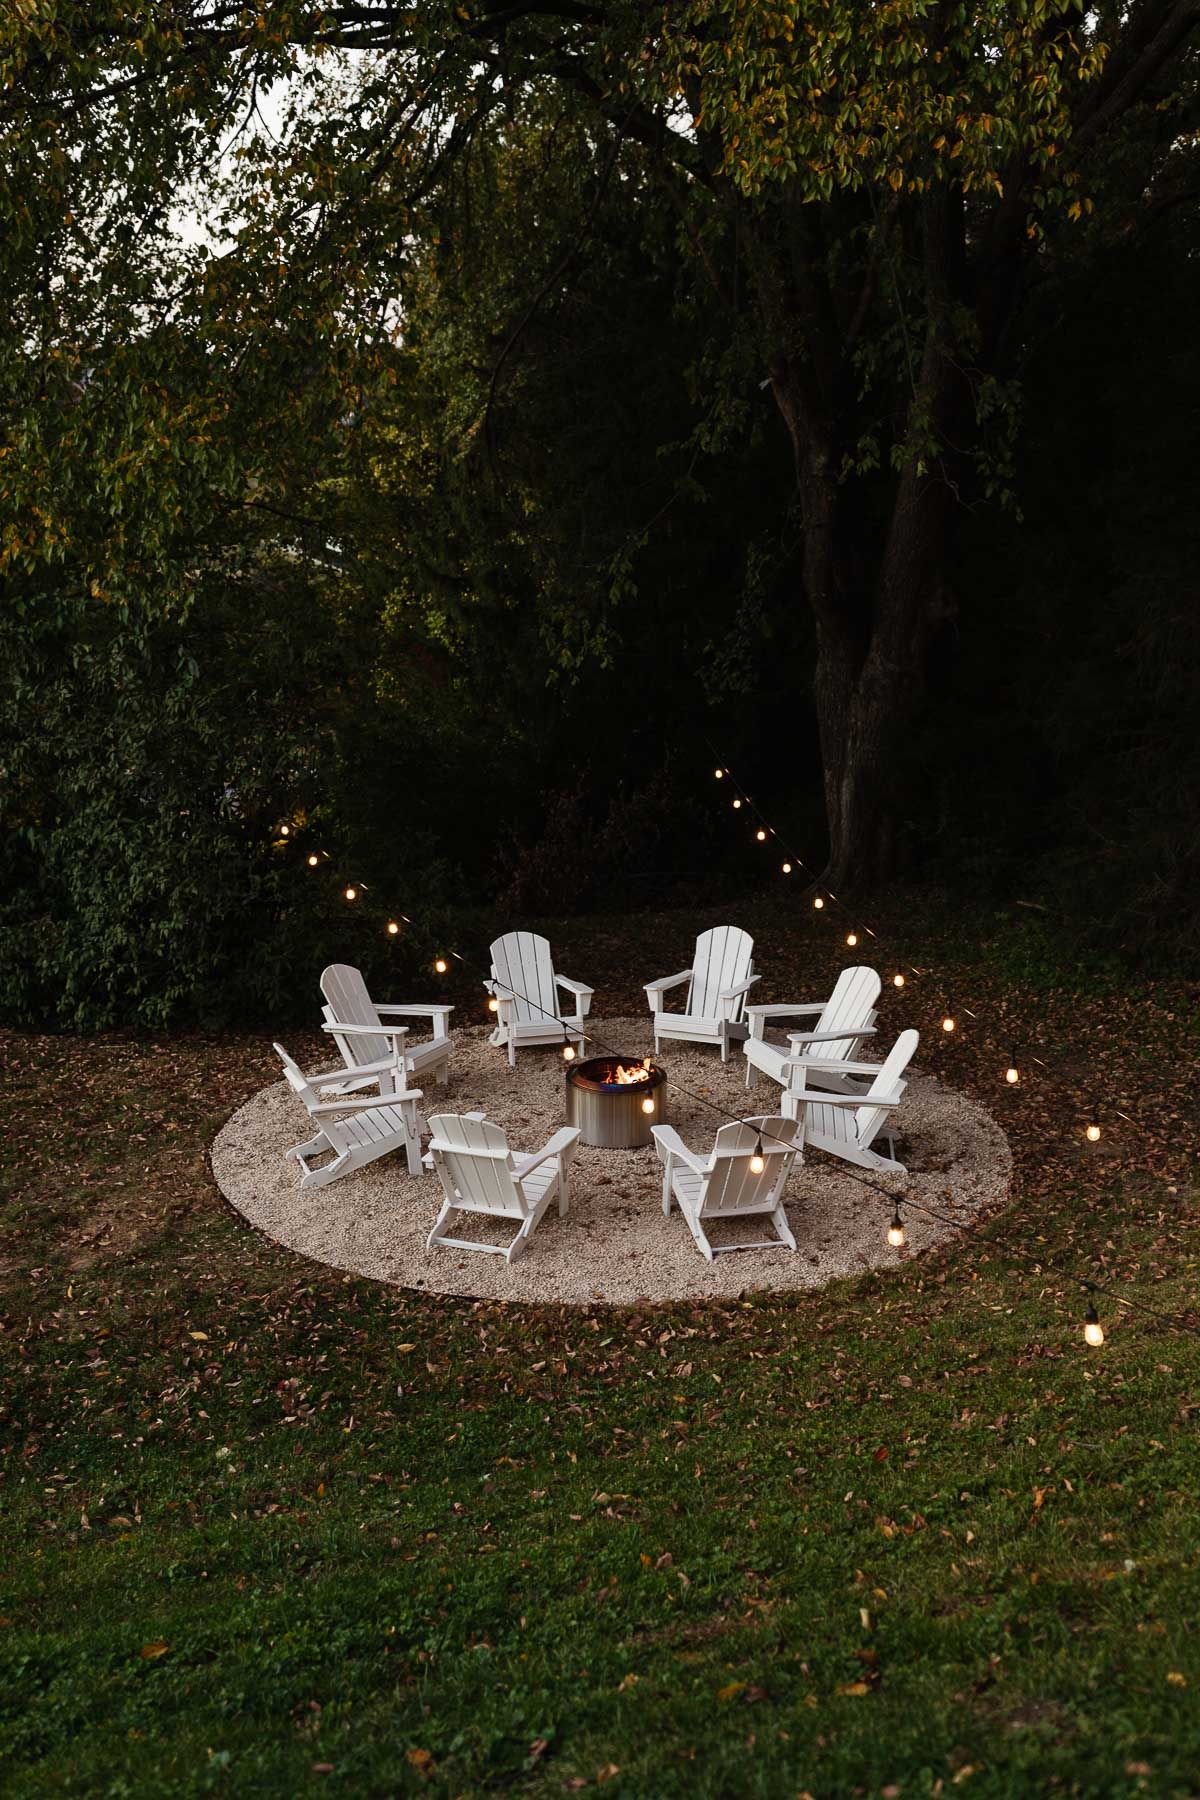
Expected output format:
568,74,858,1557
611,1058,653,1086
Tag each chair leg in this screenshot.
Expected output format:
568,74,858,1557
508,1035,516,1068
426,1199,455,1252
403,1120,422,1178
772,1203,797,1252
680,1203,714,1262
298,1150,349,1191
506,1210,539,1264
288,1134,326,1161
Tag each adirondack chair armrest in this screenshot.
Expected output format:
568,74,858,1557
319,1049,417,1078
647,964,694,1008
555,975,593,999
785,1026,877,1050
513,1126,582,1180
314,1088,424,1113
746,1002,823,1018
719,974,761,1002
650,1125,708,1175
804,1055,890,1077
322,1019,410,1040
790,1088,898,1109
375,1003,454,1030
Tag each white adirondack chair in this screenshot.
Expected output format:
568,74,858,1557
274,1043,424,1187
644,926,759,1062
743,966,881,1115
788,1028,919,1175
485,932,593,1066
651,1114,801,1261
319,964,452,1097
424,1112,580,1263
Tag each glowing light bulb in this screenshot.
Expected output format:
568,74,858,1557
846,932,858,947
714,768,724,779
562,1043,576,1061
756,829,767,842
1086,1121,1101,1143
942,1015,956,1033
1005,1065,1019,1085
732,797,742,810
487,996,499,1013
387,921,399,936
781,862,792,875
344,885,357,902
434,957,447,974
279,824,290,837
749,1136,765,1175
893,973,905,988
1083,1303,1104,1348
813,895,824,910
887,1210,906,1248
307,854,319,867
641,1096,655,1115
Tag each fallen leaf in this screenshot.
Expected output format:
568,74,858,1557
406,1747,434,1770
140,1641,169,1659
717,1681,745,1703
836,1680,870,1697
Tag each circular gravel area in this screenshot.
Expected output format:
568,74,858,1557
211,1018,1012,1305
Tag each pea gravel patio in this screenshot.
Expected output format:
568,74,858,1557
211,1018,1012,1305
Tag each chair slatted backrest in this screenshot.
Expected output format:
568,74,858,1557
274,1043,352,1153
490,932,559,1027
321,964,389,1065
807,966,881,1067
701,1116,797,1213
851,1029,918,1147
427,1114,526,1219
689,927,754,1022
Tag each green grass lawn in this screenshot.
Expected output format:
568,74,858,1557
2,906,1199,1797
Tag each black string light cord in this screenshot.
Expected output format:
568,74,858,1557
275,826,1194,1343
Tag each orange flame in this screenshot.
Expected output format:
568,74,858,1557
610,1058,654,1085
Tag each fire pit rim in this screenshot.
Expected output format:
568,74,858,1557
566,1055,667,1095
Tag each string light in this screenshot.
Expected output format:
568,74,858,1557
387,921,400,936
487,996,499,1013
732,797,742,810
887,1208,906,1248
846,931,858,947
813,894,825,910
562,1043,576,1061
714,768,724,779
344,886,357,902
1086,1119,1101,1143
781,862,792,875
941,1010,956,1033
1083,1302,1105,1348
279,824,290,837
307,854,320,867
749,1134,765,1175
434,957,447,974
1006,1063,1020,1084
893,973,905,988
756,828,767,842
641,1095,655,1115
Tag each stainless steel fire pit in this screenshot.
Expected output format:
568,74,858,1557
565,1056,668,1149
